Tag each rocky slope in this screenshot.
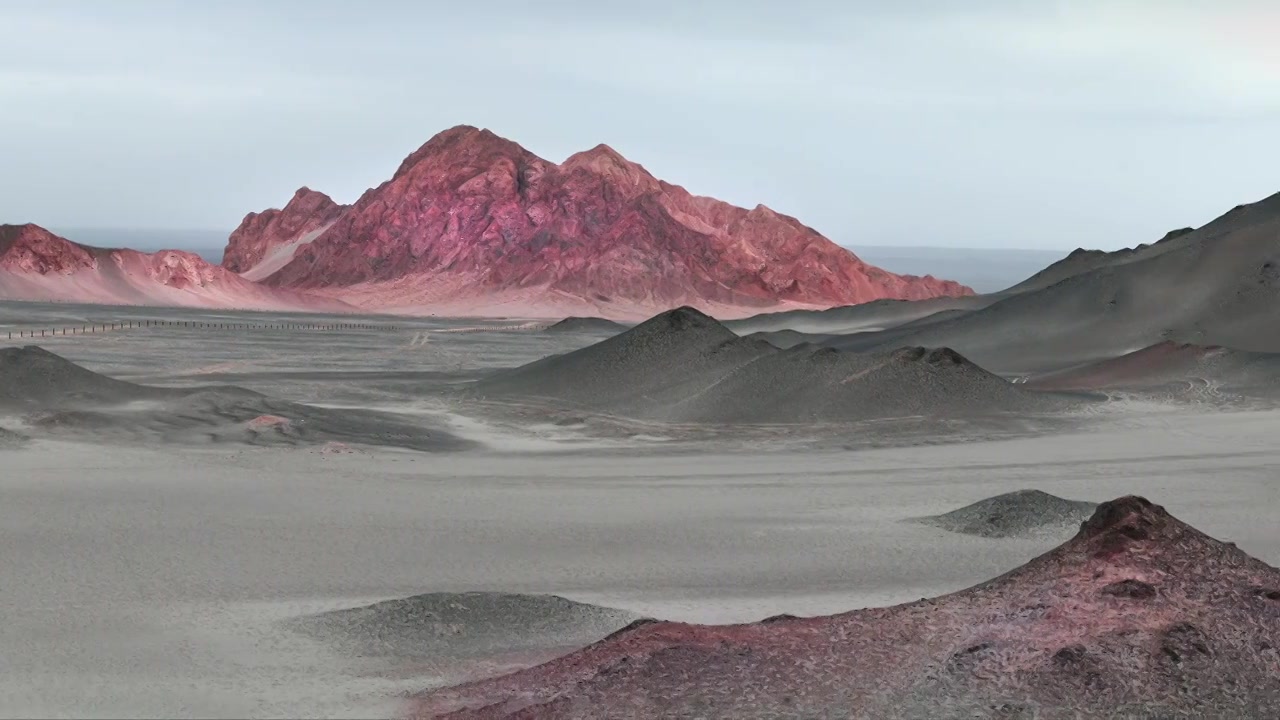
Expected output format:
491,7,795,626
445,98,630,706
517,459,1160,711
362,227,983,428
473,307,1075,423
241,126,971,318
221,187,348,279
414,496,1280,718
0,224,348,311
823,190,1280,374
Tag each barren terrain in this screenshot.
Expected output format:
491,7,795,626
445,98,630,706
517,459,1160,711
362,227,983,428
2,298,1278,718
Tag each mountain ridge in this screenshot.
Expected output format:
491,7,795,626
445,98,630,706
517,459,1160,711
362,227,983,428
235,125,973,319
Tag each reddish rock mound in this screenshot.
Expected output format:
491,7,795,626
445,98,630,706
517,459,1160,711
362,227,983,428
248,126,972,318
0,224,349,311
414,496,1280,718
222,187,348,276
0,224,97,275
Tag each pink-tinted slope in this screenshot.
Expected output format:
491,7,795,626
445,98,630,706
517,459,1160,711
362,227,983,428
413,496,1280,718
222,187,348,277
253,126,972,319
0,224,349,311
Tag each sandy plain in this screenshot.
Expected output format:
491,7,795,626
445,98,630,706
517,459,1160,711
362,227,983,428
1,300,1277,718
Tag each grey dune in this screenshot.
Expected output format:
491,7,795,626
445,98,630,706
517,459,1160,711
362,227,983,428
821,191,1280,374
1030,341,1280,402
913,489,1098,538
283,592,640,662
725,295,989,336
544,316,628,334
474,307,1082,424
1,345,471,451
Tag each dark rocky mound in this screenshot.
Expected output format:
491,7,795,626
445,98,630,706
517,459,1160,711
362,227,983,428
2,347,471,451
475,308,1081,424
415,497,1280,719
668,343,1074,424
914,489,1098,538
0,424,27,447
0,345,166,409
544,317,627,334
743,328,829,350
474,307,776,418
284,592,639,661
726,295,986,336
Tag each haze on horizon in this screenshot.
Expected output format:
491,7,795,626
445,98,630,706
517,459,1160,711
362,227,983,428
2,0,1278,252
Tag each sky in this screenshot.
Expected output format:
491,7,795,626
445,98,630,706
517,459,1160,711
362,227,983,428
1,0,1278,251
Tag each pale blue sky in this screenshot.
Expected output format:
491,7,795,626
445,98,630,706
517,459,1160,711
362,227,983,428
2,0,1278,250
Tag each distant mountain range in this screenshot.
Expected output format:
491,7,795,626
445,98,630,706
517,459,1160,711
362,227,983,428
219,125,971,318
52,228,1065,296
4,125,976,317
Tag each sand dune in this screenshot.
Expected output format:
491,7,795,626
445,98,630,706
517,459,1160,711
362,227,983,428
726,295,989,336
0,345,174,409
415,496,1280,719
912,489,1097,538
820,191,1280,374
542,317,628,334
475,307,1081,424
0,424,26,447
284,592,639,663
1,346,471,451
1028,341,1280,402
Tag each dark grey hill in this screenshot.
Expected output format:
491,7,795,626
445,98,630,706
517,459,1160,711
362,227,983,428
821,190,1280,375
544,316,628,334
1029,341,1280,401
283,592,639,661
0,345,470,451
725,295,988,336
913,489,1098,538
473,307,1081,424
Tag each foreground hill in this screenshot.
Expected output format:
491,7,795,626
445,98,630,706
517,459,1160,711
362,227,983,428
0,224,347,311
234,125,971,318
473,307,1075,423
415,496,1280,718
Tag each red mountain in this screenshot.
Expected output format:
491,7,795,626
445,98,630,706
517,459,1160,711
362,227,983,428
0,224,348,311
231,126,972,318
222,187,348,279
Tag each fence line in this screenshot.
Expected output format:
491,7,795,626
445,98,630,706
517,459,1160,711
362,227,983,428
5,319,398,340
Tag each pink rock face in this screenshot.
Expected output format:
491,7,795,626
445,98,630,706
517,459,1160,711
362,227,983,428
112,249,223,290
222,187,348,273
246,414,291,430
0,224,97,275
255,126,973,317
0,224,353,312
413,496,1280,718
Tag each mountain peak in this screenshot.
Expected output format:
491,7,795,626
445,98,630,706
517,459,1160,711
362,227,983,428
289,186,335,204
255,125,974,315
222,188,348,273
561,143,658,192
394,125,534,179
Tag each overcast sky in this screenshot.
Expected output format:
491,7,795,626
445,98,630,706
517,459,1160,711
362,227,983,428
2,0,1277,250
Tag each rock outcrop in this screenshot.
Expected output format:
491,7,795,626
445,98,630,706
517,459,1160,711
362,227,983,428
0,224,97,275
221,187,347,277
0,224,348,311
238,126,972,318
415,496,1280,718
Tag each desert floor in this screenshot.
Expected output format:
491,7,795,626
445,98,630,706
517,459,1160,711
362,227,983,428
1,301,1277,718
